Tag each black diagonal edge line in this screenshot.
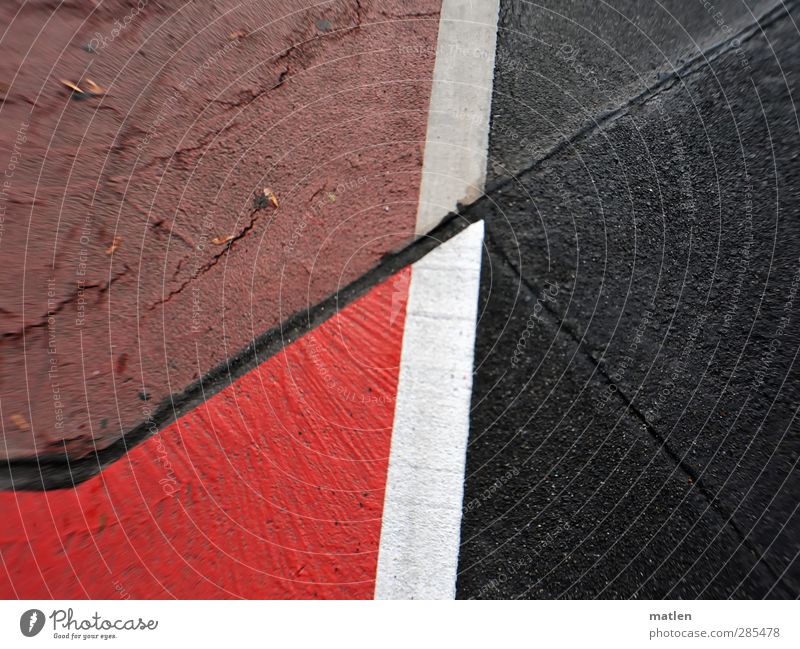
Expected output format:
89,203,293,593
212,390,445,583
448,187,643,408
1,210,482,491
2,0,794,490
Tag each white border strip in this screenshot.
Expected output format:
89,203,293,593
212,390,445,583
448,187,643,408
414,0,500,236
374,0,499,600
375,220,485,599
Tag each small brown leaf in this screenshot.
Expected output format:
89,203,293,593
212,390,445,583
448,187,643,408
105,236,122,255
10,413,29,431
61,78,105,98
84,78,106,96
263,187,279,208
211,234,235,245
60,79,84,94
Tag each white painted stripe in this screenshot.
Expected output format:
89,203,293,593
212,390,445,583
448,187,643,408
375,220,485,600
374,0,499,600
415,0,500,236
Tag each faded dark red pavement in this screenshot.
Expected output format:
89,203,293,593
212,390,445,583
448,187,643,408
0,0,441,462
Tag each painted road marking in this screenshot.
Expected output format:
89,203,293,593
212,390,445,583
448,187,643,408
375,220,485,599
373,0,500,599
414,0,500,236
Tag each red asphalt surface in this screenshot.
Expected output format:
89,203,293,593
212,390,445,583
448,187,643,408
0,0,441,461
0,268,410,598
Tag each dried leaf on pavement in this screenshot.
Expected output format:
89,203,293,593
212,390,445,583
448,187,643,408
105,236,122,255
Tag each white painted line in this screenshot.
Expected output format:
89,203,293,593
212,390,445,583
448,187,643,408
415,0,500,236
375,220,485,600
374,0,499,600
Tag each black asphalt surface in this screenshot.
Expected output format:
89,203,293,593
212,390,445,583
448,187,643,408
458,0,800,598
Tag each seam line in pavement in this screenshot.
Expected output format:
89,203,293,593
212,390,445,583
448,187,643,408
485,225,786,587
480,0,798,189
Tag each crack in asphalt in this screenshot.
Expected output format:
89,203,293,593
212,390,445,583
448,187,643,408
1,266,131,342
483,223,788,589
147,208,269,311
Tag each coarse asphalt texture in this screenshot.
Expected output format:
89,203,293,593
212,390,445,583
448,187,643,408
457,0,800,598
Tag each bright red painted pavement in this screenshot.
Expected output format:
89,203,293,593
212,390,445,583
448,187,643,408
0,268,411,599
